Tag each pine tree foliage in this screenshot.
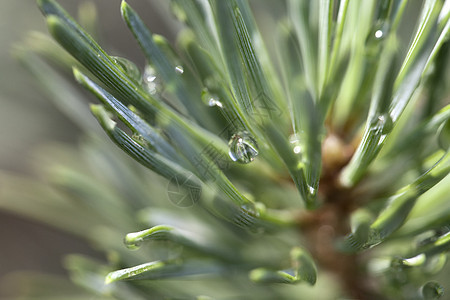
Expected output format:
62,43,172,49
1,0,450,299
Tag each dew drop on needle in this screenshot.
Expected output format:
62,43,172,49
228,131,259,164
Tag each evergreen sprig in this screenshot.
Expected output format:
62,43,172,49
1,0,450,298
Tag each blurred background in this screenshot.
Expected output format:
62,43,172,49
0,0,177,293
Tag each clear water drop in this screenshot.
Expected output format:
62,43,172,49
112,56,141,82
289,133,304,155
371,113,393,134
174,65,184,74
240,203,260,217
370,113,393,146
201,89,223,108
307,185,316,196
143,65,163,94
374,29,384,39
124,239,142,250
209,98,223,108
132,133,148,147
365,22,389,54
402,253,426,267
123,232,143,250
422,281,444,300
372,23,389,40
228,131,259,164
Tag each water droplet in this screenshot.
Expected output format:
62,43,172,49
132,133,149,147
371,113,393,133
209,98,223,108
422,281,444,300
365,23,389,53
240,203,260,217
402,253,426,267
289,133,304,154
143,65,163,94
370,113,393,145
201,89,223,108
374,29,384,39
228,131,259,164
307,185,316,196
174,65,184,74
124,239,142,250
373,23,389,39
112,56,141,82
123,232,143,250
